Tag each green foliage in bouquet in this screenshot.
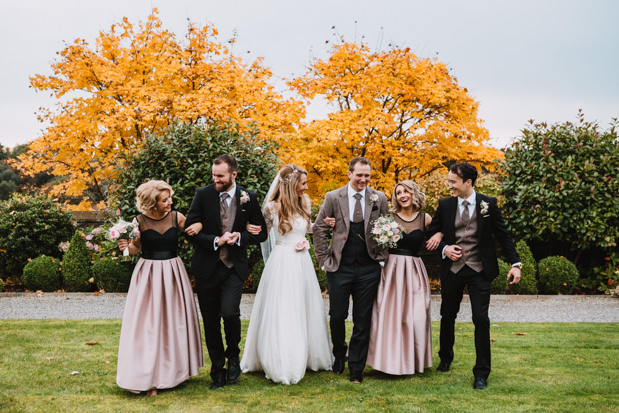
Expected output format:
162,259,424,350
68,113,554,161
62,231,94,292
0,194,74,277
21,256,62,292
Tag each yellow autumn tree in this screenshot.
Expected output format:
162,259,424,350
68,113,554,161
284,42,502,197
17,9,303,208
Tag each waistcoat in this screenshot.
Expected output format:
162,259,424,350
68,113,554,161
451,205,483,273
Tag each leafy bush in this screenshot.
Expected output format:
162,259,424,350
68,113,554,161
92,259,133,292
62,231,94,292
538,256,579,294
501,113,618,273
21,256,61,292
0,194,75,277
510,240,538,295
110,122,279,272
491,259,510,294
0,277,4,292
250,259,265,290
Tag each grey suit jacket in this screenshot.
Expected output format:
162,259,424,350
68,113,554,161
313,185,389,272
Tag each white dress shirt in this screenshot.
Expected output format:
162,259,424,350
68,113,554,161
347,184,367,221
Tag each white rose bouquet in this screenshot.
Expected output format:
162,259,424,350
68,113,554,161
370,215,403,248
109,218,140,256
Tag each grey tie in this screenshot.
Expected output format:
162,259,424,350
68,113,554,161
220,193,230,215
353,193,363,223
461,200,470,224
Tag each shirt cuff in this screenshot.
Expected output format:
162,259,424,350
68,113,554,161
213,237,219,250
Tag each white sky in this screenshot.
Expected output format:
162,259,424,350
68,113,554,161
1,0,618,150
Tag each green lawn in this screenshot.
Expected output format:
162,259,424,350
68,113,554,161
0,320,617,412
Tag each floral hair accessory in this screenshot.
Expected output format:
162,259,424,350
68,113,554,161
480,200,489,216
369,194,379,203
240,190,250,205
279,168,299,184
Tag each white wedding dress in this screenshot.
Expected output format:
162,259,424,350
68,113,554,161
240,205,333,384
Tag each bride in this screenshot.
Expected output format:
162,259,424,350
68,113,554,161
240,164,333,384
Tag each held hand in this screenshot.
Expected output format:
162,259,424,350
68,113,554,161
217,232,232,247
184,222,202,236
426,232,443,250
507,267,521,285
246,223,262,235
227,232,240,245
323,217,335,228
445,245,463,262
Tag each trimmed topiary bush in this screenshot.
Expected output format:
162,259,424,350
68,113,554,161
0,277,4,292
21,256,61,292
491,258,510,294
62,231,94,292
538,256,579,294
510,240,538,295
250,259,265,291
0,194,75,278
92,259,133,292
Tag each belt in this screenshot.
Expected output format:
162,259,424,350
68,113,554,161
388,248,419,257
142,251,177,260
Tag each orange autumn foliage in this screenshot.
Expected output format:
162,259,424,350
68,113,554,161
17,10,303,209
284,42,503,198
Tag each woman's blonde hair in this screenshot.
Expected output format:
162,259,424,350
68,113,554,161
269,164,311,235
136,180,174,214
391,180,426,213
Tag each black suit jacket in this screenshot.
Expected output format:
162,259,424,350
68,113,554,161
185,184,267,281
427,193,520,281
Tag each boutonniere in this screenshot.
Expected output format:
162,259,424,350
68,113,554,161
369,194,379,204
240,190,250,205
480,200,490,216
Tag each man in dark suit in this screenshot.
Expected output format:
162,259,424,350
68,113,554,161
313,157,389,384
426,162,521,390
185,154,267,389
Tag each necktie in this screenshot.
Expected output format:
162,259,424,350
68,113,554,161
220,193,230,215
461,200,470,224
353,193,363,223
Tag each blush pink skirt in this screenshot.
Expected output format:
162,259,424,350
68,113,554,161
367,254,432,375
116,257,203,392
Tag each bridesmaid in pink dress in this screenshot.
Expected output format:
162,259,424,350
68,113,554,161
367,180,437,375
116,180,203,396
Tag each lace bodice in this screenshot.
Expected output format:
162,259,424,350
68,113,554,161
264,202,309,245
136,211,179,255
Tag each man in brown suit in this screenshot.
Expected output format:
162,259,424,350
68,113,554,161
313,157,389,384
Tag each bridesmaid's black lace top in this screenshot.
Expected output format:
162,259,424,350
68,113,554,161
136,211,179,260
388,213,425,257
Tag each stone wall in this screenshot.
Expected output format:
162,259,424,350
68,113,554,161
72,211,112,229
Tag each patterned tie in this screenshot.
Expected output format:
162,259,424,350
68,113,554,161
353,193,363,223
461,200,470,224
220,193,230,215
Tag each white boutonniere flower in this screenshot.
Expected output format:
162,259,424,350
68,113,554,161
480,200,490,216
240,190,250,205
369,194,379,203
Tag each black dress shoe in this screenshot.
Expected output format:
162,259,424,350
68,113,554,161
227,358,241,384
436,361,451,372
332,357,346,374
349,370,363,384
473,377,487,390
209,373,226,390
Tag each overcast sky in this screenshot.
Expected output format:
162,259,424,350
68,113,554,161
1,0,617,150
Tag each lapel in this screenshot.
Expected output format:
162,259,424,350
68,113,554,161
364,187,375,229
209,186,223,231
336,186,351,233
475,193,484,234
447,196,458,236
233,186,243,229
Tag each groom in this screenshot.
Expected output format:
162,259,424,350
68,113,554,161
185,154,267,389
426,162,521,390
313,157,389,384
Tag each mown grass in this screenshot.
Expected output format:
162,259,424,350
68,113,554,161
0,321,617,412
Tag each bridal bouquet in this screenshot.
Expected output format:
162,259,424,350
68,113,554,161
371,215,403,248
295,239,310,252
108,218,139,256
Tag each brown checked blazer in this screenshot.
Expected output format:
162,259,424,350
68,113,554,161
313,185,389,273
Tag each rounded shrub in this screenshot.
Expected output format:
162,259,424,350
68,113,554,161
538,256,579,294
92,259,133,292
62,231,94,292
0,278,4,292
0,194,75,277
491,259,510,294
510,240,538,295
250,259,265,291
21,256,61,292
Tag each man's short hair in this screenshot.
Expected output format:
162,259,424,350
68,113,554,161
449,162,478,186
213,154,238,173
349,157,371,172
